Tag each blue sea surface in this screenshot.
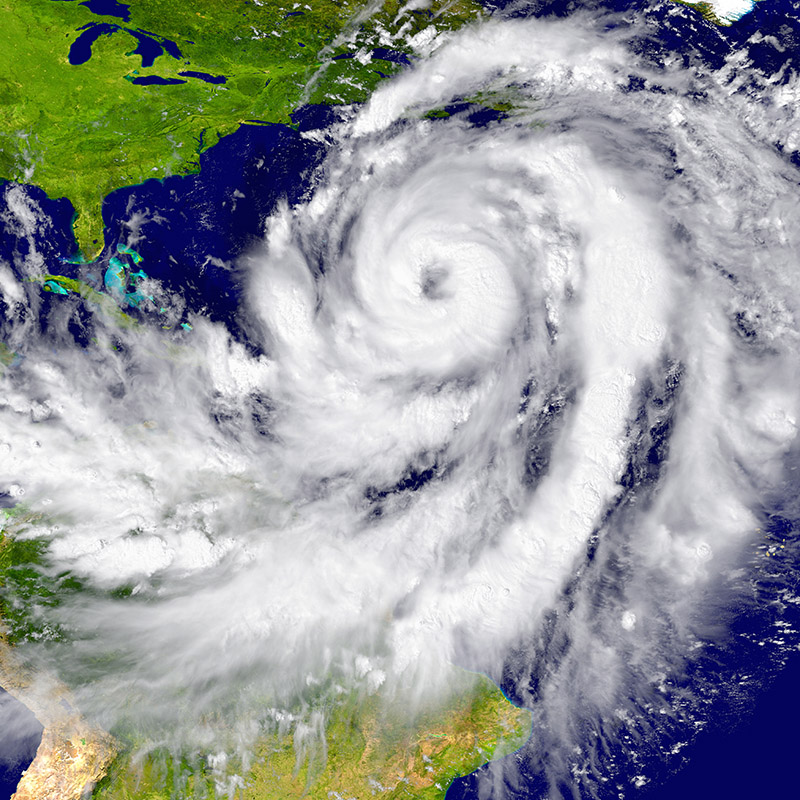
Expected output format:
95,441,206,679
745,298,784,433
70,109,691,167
0,690,43,800
0,111,330,353
642,649,800,798
99,119,325,344
4,2,800,797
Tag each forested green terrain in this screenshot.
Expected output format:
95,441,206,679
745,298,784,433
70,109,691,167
0,0,481,257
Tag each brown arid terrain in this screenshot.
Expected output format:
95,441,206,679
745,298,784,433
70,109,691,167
0,637,116,800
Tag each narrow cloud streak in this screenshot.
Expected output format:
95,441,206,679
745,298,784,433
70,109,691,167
1,10,800,798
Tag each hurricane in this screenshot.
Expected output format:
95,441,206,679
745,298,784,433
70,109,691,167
2,3,800,798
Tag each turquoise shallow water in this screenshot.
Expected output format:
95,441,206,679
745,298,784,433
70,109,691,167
4,1,800,798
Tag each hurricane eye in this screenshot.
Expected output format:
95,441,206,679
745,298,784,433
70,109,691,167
2,3,798,799
419,265,451,300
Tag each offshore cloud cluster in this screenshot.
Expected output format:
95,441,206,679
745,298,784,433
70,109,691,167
2,9,800,798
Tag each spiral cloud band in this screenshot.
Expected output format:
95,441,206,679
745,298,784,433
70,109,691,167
2,7,800,798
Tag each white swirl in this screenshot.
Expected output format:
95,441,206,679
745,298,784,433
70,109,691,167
1,11,799,797
252,112,674,652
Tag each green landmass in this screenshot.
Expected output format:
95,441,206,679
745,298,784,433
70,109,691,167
92,670,531,800
0,5,532,797
37,243,196,331
673,0,724,24
0,0,482,259
0,507,80,645
673,0,759,26
0,476,530,800
0,341,14,369
39,272,137,327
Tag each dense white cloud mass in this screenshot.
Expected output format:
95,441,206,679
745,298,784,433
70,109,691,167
681,0,755,24
2,8,800,798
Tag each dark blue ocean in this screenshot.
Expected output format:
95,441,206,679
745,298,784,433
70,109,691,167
2,1,800,798
0,689,42,799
